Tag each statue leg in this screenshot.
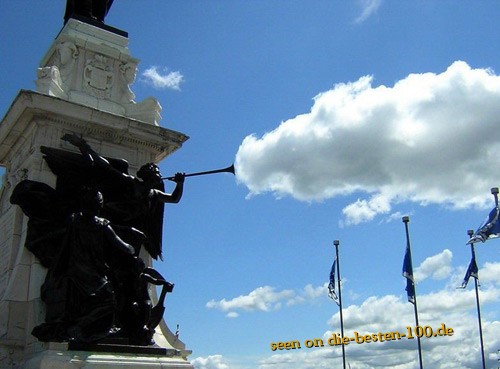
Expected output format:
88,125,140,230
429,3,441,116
92,0,113,22
64,0,94,23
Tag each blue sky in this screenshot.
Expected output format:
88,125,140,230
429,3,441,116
1,1,500,368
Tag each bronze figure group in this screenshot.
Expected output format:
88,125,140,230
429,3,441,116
11,135,184,346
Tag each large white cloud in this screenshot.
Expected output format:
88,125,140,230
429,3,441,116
235,61,500,225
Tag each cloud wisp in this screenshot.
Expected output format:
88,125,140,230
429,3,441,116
141,66,184,90
206,284,327,318
206,286,294,317
355,0,383,24
235,61,500,225
192,355,229,369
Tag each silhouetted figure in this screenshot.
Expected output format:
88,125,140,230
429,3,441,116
64,0,114,24
30,188,140,342
61,133,185,261
10,136,181,345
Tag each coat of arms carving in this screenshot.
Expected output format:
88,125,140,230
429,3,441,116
84,54,113,98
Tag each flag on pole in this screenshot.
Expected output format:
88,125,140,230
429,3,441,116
468,189,500,244
459,255,478,289
402,244,415,304
328,256,340,306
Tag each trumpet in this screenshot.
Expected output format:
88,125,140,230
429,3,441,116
162,164,235,181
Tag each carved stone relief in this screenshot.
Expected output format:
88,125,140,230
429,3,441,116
84,54,113,99
119,62,137,104
56,41,78,90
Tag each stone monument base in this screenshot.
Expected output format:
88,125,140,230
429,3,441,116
22,343,194,369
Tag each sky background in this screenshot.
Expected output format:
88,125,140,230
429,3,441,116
1,1,500,368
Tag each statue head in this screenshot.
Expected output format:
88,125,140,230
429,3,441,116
56,41,78,65
80,187,104,214
137,163,162,183
120,62,138,84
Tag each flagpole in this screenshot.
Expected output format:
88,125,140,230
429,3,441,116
467,229,486,369
334,240,347,369
402,216,424,369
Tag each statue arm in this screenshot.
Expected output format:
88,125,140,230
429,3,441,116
151,173,184,204
61,134,130,181
62,133,108,166
104,223,143,256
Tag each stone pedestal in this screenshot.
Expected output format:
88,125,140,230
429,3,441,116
0,18,193,369
22,343,193,369
36,19,162,126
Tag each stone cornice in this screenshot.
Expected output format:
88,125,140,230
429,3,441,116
0,90,189,166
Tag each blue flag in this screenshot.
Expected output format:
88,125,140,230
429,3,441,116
467,200,500,244
402,245,415,304
460,255,478,289
328,257,340,306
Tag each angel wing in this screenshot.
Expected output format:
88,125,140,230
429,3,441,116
10,180,68,267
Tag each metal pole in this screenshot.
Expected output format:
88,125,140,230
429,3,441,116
334,240,346,369
467,229,486,369
402,216,424,369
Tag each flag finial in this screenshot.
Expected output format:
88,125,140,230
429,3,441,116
334,240,340,246
491,187,499,206
467,229,474,238
402,215,410,223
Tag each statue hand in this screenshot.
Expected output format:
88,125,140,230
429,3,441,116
173,172,185,184
61,134,89,150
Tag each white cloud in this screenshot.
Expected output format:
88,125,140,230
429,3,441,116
287,283,328,306
480,261,500,285
207,284,328,317
192,355,229,369
355,0,382,24
235,61,500,225
413,249,453,282
383,210,412,224
206,286,295,315
341,193,391,225
142,66,184,90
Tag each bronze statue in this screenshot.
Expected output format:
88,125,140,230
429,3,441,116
10,135,182,346
60,133,185,261
64,0,114,24
31,188,140,342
